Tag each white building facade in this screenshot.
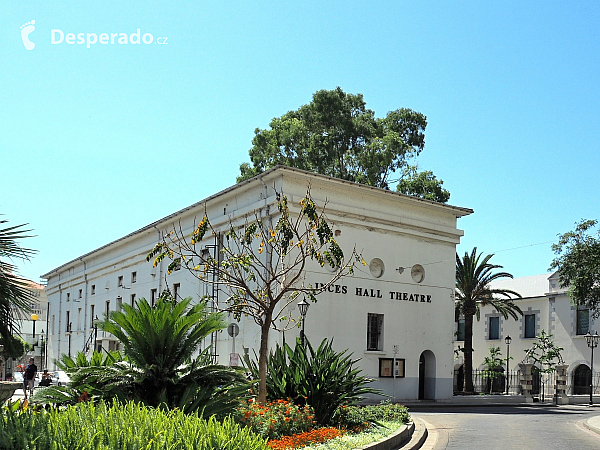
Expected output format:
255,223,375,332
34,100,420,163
2,279,48,379
454,272,598,395
43,167,471,401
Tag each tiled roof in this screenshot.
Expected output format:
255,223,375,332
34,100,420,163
488,273,551,299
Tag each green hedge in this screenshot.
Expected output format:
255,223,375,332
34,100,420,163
0,400,268,450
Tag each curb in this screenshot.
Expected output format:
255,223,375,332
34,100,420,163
356,417,429,450
401,418,428,450
355,420,415,450
583,418,600,436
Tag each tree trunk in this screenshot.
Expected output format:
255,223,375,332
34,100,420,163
257,311,272,404
463,312,475,394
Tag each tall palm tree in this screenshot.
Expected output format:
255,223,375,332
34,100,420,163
0,219,36,357
455,248,522,393
59,295,250,417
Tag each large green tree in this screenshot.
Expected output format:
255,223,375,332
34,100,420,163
0,218,36,357
455,248,522,393
238,87,449,201
550,219,600,316
396,170,450,203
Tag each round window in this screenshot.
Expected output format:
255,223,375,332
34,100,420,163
369,258,385,278
411,264,425,283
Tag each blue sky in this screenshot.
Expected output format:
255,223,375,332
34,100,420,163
2,1,599,283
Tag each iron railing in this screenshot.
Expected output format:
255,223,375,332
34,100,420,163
455,369,600,398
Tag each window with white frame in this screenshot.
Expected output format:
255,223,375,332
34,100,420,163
367,313,384,351
91,285,96,295
131,272,137,283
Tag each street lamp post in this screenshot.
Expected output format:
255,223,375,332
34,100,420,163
297,298,310,347
584,331,600,406
31,314,38,361
505,335,512,395
40,330,45,370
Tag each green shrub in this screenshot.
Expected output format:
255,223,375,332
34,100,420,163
333,401,410,432
0,400,268,450
235,399,315,440
244,338,383,426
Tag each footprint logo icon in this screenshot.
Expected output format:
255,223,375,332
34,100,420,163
21,20,36,50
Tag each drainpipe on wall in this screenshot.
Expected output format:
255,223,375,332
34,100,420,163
153,226,164,294
80,259,88,345
57,279,62,369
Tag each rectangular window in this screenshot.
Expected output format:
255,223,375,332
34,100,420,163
78,289,82,299
488,316,499,340
118,276,123,287
131,272,137,283
130,293,136,307
66,292,70,302
173,283,180,300
77,308,82,331
91,285,96,295
524,314,536,338
90,305,95,327
106,300,110,317
367,313,384,351
151,289,157,307
577,309,590,335
65,311,70,332
116,297,122,312
379,358,405,378
457,319,465,341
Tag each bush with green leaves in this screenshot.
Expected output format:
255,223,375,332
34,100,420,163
244,338,382,426
333,401,410,431
0,400,268,450
32,350,125,406
33,295,251,418
235,398,315,440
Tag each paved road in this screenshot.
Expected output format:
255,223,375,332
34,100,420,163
412,406,600,450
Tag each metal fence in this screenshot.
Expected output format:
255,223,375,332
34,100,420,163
454,369,600,398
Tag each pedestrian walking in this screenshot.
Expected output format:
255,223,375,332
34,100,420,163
23,358,37,399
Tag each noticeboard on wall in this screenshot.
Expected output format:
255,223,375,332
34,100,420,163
379,358,405,378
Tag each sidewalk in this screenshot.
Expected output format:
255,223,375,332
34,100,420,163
400,394,600,408
584,414,600,436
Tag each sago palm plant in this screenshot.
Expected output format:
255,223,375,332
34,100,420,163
37,295,251,417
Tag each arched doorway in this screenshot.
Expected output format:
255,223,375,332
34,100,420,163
418,350,436,400
573,364,591,395
454,364,464,393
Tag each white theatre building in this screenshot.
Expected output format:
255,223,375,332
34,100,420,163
42,166,472,401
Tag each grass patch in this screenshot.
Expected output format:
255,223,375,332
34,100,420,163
300,420,406,450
